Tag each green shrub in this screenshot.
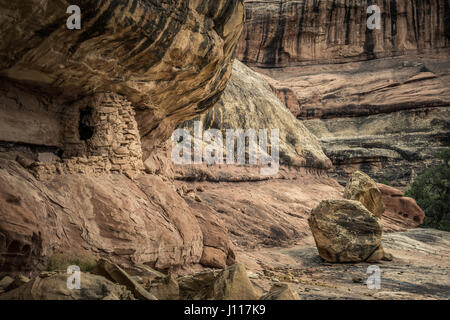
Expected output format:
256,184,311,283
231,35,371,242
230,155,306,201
405,149,450,231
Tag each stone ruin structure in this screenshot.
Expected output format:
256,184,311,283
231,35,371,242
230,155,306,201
33,93,145,178
0,89,145,179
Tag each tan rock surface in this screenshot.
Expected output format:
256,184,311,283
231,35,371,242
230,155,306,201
0,272,134,300
344,171,385,218
238,0,449,67
178,263,258,300
0,0,245,159
94,258,157,300
377,183,425,231
308,199,384,263
181,60,332,169
260,283,300,300
0,157,207,272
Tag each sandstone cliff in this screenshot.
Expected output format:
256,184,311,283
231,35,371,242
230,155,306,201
0,0,435,276
237,0,449,67
0,0,244,159
237,0,450,186
0,0,245,272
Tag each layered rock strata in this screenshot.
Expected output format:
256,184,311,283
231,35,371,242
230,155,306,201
0,0,245,273
0,0,245,158
237,0,450,67
236,0,450,185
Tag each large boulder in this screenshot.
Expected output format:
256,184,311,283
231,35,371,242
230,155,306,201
308,199,385,263
0,272,134,300
344,171,385,218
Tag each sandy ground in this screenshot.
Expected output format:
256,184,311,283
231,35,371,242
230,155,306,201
237,228,450,300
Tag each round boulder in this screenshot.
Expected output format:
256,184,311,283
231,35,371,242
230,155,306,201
308,199,384,263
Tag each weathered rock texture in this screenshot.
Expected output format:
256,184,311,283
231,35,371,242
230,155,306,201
237,0,450,67
180,60,332,170
260,283,300,300
236,0,450,185
0,155,243,272
378,183,425,231
308,199,385,263
178,263,258,300
0,1,245,273
0,0,245,159
344,171,385,218
174,60,419,252
0,272,134,300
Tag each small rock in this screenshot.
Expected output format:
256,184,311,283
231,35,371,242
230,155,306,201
260,283,301,300
0,276,14,290
94,258,157,300
147,274,179,300
352,276,363,283
382,252,394,261
0,273,134,300
7,275,30,291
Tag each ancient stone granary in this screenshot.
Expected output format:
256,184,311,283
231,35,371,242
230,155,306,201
30,92,145,178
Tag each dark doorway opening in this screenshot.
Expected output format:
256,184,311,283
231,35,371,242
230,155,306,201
79,107,95,141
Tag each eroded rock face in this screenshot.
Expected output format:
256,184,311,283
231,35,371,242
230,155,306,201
0,272,134,300
237,0,449,67
180,60,332,170
235,0,450,185
178,263,258,300
378,183,425,231
0,0,245,158
308,199,384,263
0,158,208,272
344,171,385,218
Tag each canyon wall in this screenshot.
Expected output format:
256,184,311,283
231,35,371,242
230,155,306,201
237,0,450,67
237,0,450,186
